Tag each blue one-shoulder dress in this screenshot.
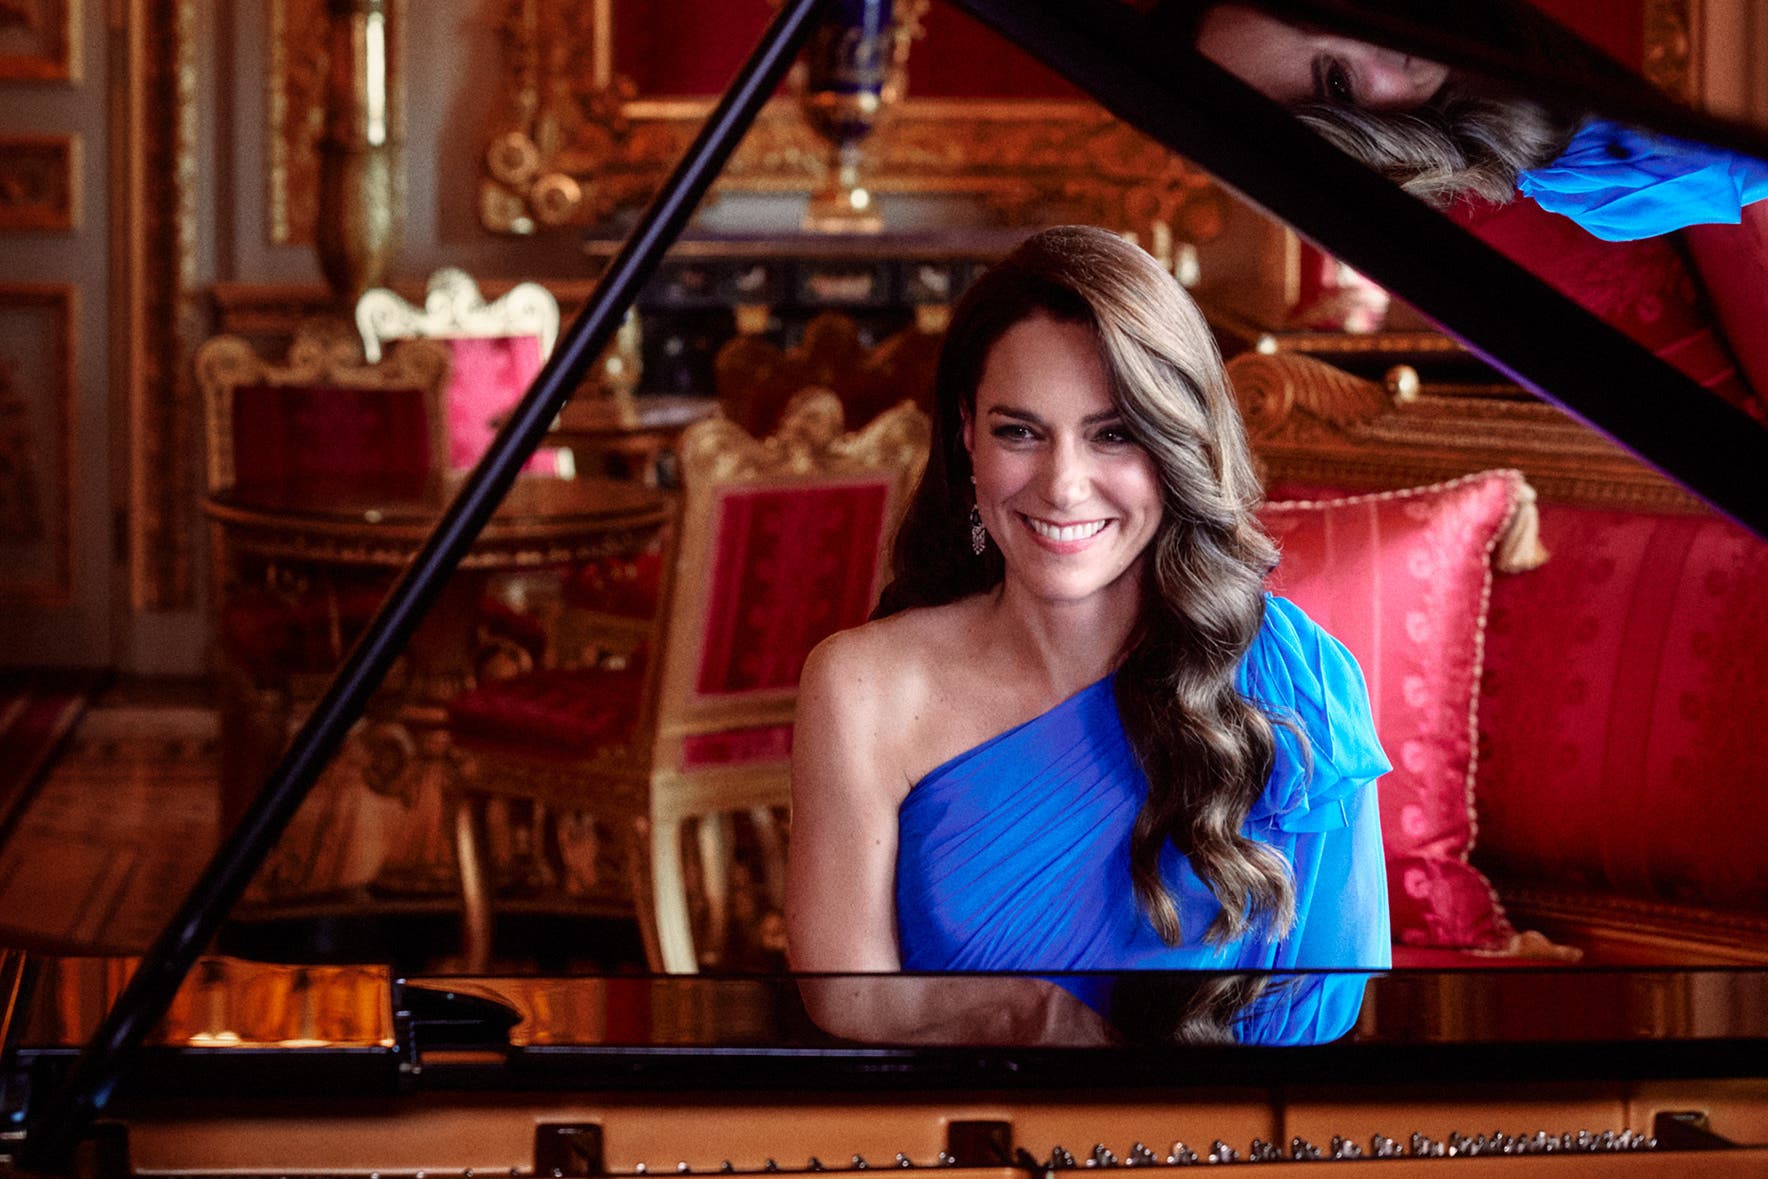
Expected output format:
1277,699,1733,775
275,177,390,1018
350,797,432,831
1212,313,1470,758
895,595,1391,1045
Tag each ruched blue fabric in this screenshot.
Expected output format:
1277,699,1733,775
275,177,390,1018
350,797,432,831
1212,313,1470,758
895,595,1391,1045
1518,118,1768,241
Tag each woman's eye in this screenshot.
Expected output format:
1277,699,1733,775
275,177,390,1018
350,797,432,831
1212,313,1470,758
1094,428,1134,447
1313,56,1356,104
991,423,1036,441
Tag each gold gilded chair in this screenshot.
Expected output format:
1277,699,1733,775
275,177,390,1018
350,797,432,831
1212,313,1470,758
445,391,929,972
355,267,570,476
715,309,941,437
197,322,452,834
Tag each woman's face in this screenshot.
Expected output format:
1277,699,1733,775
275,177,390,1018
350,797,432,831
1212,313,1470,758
963,315,1164,607
1196,3,1450,110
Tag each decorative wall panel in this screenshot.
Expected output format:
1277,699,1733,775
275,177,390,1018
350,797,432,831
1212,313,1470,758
0,285,73,605
0,135,79,232
0,0,76,81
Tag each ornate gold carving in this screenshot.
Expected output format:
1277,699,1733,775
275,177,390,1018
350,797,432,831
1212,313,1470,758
126,0,203,610
0,134,77,231
269,0,404,248
479,0,1224,241
714,310,939,436
269,0,327,245
1643,0,1699,102
0,284,73,605
1225,350,1706,515
0,0,76,81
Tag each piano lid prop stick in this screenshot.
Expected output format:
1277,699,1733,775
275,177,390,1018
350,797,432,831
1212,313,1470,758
18,0,830,1170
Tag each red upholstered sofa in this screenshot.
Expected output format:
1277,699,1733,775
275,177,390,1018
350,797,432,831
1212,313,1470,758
1227,348,1768,968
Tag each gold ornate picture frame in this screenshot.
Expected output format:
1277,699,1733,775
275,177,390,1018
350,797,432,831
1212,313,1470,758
477,0,1225,242
0,135,79,232
0,285,74,606
0,0,76,81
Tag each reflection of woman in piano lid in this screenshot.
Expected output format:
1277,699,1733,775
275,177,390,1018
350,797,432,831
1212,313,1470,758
785,226,1391,1048
1193,2,1768,416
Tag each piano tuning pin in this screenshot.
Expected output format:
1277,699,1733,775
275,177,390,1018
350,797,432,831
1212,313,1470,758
808,1158,825,1172
1164,1142,1194,1166
721,1163,736,1173
635,1165,649,1175
895,1155,914,1168
1288,1137,1321,1162
678,1163,692,1173
853,1155,869,1170
764,1160,780,1173
1207,1142,1236,1165
1246,1140,1280,1163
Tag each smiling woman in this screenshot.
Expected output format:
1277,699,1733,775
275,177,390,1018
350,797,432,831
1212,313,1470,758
785,227,1392,1047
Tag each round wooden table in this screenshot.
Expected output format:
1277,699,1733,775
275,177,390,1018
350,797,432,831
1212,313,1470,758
205,473,673,900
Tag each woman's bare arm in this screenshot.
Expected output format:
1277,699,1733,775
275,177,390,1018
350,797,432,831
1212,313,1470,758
786,629,908,973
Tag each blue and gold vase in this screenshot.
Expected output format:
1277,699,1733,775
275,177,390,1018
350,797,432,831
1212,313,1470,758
797,0,925,232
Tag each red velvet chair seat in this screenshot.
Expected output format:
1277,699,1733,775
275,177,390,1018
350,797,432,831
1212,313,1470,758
447,667,647,756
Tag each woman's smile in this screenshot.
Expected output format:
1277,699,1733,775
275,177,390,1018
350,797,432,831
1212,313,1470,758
1020,513,1113,550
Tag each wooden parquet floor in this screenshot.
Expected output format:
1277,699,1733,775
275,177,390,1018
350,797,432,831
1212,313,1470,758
0,704,218,953
0,688,784,972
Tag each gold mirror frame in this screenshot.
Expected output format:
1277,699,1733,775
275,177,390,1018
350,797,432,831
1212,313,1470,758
477,0,1227,241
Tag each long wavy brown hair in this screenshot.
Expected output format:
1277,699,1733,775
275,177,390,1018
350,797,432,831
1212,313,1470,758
876,225,1296,946
1296,88,1580,206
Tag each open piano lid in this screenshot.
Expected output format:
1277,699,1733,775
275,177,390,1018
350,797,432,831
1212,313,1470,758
13,0,1768,1171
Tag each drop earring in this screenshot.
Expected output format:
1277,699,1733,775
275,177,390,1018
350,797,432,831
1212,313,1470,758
970,505,987,555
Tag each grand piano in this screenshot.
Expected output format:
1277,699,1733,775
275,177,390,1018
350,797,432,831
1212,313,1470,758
4,0,1768,1174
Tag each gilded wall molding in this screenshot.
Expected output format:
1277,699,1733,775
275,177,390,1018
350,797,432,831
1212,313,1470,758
125,0,203,610
1643,0,1699,102
478,0,1224,241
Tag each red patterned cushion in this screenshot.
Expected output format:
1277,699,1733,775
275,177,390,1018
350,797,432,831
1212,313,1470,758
1479,504,1768,912
696,480,890,696
1259,471,1528,950
448,667,646,755
231,382,433,495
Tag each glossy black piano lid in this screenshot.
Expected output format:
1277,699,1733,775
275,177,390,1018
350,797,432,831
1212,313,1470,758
17,0,1768,1170
946,0,1768,536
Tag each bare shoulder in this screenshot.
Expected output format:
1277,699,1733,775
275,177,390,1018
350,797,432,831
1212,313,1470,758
797,599,986,797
